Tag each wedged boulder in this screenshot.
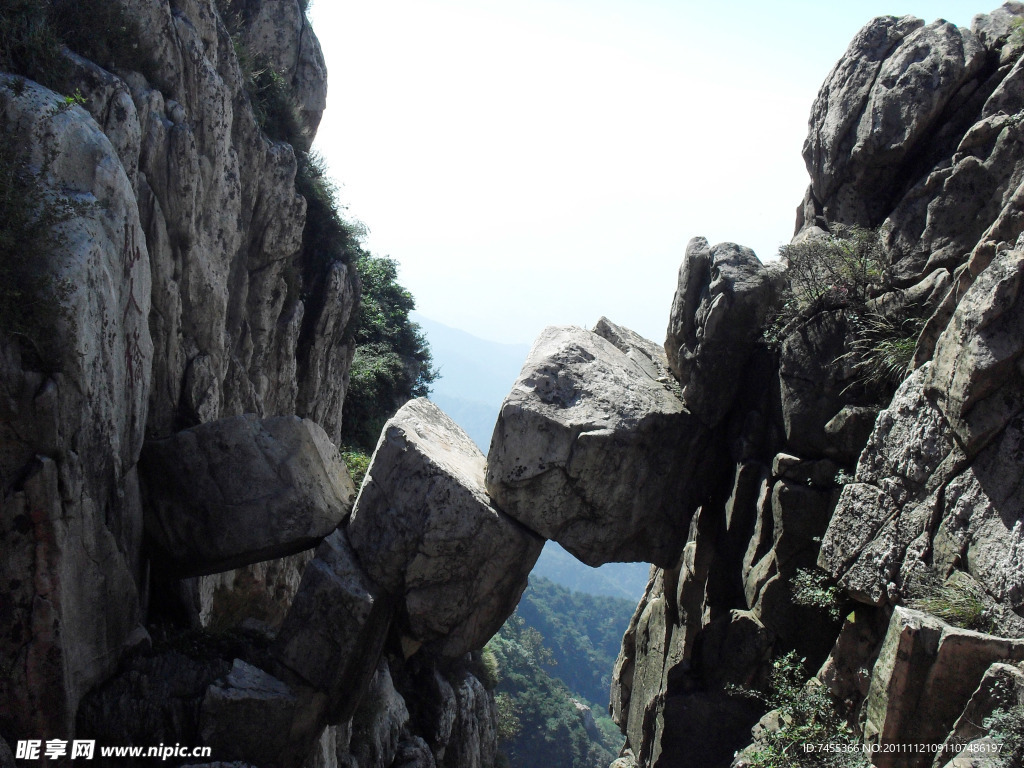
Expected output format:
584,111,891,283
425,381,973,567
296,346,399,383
348,398,542,658
272,528,392,724
486,325,707,567
863,607,1024,767
665,239,782,427
140,414,354,576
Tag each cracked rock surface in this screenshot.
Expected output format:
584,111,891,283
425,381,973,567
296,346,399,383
486,324,709,568
349,398,542,658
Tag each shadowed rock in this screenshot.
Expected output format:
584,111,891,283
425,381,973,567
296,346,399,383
349,398,542,657
486,324,706,568
199,659,321,768
272,528,392,724
141,414,355,576
665,239,782,427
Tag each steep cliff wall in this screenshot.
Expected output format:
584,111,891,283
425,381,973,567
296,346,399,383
611,5,1024,767
0,0,358,751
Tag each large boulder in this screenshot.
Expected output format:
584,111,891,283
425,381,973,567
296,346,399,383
665,239,782,427
349,398,542,657
140,414,354,576
486,324,708,567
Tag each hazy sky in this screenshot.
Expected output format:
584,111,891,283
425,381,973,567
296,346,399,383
308,1,991,344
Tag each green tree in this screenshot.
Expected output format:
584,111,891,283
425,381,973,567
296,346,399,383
342,253,437,449
487,611,621,768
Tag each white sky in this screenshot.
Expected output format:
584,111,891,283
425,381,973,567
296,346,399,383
308,1,990,344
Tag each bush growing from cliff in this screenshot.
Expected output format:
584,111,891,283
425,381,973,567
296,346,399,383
766,224,921,400
985,701,1024,767
839,310,922,395
791,568,846,623
764,225,887,348
906,578,993,633
342,253,436,450
735,652,869,768
779,225,887,312
295,152,365,275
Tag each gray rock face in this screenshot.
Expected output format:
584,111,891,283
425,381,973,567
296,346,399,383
0,76,151,740
804,15,984,227
76,649,233,756
236,0,328,144
141,414,354,576
349,398,542,658
272,528,393,724
864,607,1024,767
802,5,1024,289
391,737,438,768
778,310,859,456
486,324,706,567
665,239,782,427
444,672,498,768
927,245,1024,455
822,295,1024,613
938,660,1024,761
0,0,356,743
818,366,957,604
348,660,410,768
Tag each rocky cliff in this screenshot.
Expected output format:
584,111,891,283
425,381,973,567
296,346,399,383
611,4,1024,767
2,2,1024,768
